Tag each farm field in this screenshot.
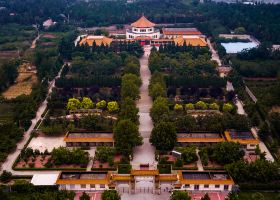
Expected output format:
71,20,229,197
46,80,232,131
2,62,38,99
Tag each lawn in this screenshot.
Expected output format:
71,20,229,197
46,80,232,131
238,192,280,200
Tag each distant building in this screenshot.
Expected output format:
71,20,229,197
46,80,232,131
56,171,112,191
176,171,234,191
177,132,225,146
162,28,203,39
64,131,114,147
174,36,207,47
43,19,56,29
224,130,260,150
78,35,113,46
126,15,160,41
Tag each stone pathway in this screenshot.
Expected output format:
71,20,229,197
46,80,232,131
207,39,222,66
131,46,156,167
196,149,204,171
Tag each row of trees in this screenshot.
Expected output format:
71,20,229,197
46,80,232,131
174,101,234,112
66,98,119,112
0,59,18,93
114,55,142,157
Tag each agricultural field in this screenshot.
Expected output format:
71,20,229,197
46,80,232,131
2,62,38,99
0,24,36,59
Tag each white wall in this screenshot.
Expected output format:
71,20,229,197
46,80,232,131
126,30,160,40
60,184,109,191
180,184,232,191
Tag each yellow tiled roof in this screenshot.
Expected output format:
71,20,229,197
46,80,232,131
177,138,225,143
131,16,155,28
173,36,207,47
79,36,113,46
131,170,159,176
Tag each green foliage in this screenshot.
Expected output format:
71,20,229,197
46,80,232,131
195,101,207,110
119,97,139,124
81,97,94,109
95,147,115,163
51,147,89,166
170,191,191,200
121,74,141,100
149,72,166,100
78,115,115,131
178,146,198,164
223,103,234,112
41,123,65,135
0,59,18,93
0,170,12,183
67,98,81,110
80,192,90,200
251,193,265,200
113,119,142,156
225,159,280,183
200,142,244,165
174,104,183,111
150,121,177,151
107,101,119,112
234,27,246,34
209,102,220,110
96,100,107,109
102,190,121,200
150,97,169,123
185,103,195,110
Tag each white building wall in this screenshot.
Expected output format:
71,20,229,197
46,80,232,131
126,29,160,40
60,184,109,191
180,184,232,191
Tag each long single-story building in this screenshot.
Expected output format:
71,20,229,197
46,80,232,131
224,129,260,150
64,131,114,147
177,132,225,146
177,171,234,192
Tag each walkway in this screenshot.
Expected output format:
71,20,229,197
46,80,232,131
251,127,274,162
30,34,41,49
0,62,69,175
207,39,222,66
196,149,204,171
131,46,156,167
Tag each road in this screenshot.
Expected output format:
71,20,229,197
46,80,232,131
0,62,69,175
30,34,41,49
207,39,222,66
131,46,156,168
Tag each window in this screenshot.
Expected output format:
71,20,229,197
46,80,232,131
250,144,256,147
204,184,209,188
215,185,220,188
194,185,199,190
70,184,75,189
224,185,229,190
100,184,105,189
81,184,86,189
184,184,190,188
140,29,146,32
90,184,95,189
60,185,66,190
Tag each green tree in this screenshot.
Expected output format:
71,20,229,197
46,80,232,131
150,82,166,100
195,101,207,110
234,27,246,34
212,142,244,165
96,100,107,109
209,103,219,110
95,147,115,163
113,119,143,156
102,190,121,200
119,97,139,123
80,192,90,200
81,97,94,109
0,170,12,183
226,192,239,200
124,62,139,75
174,104,183,111
107,101,119,112
180,146,198,163
170,191,191,200
67,98,81,110
185,103,195,110
150,121,177,151
150,97,169,123
251,193,265,200
223,103,234,112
